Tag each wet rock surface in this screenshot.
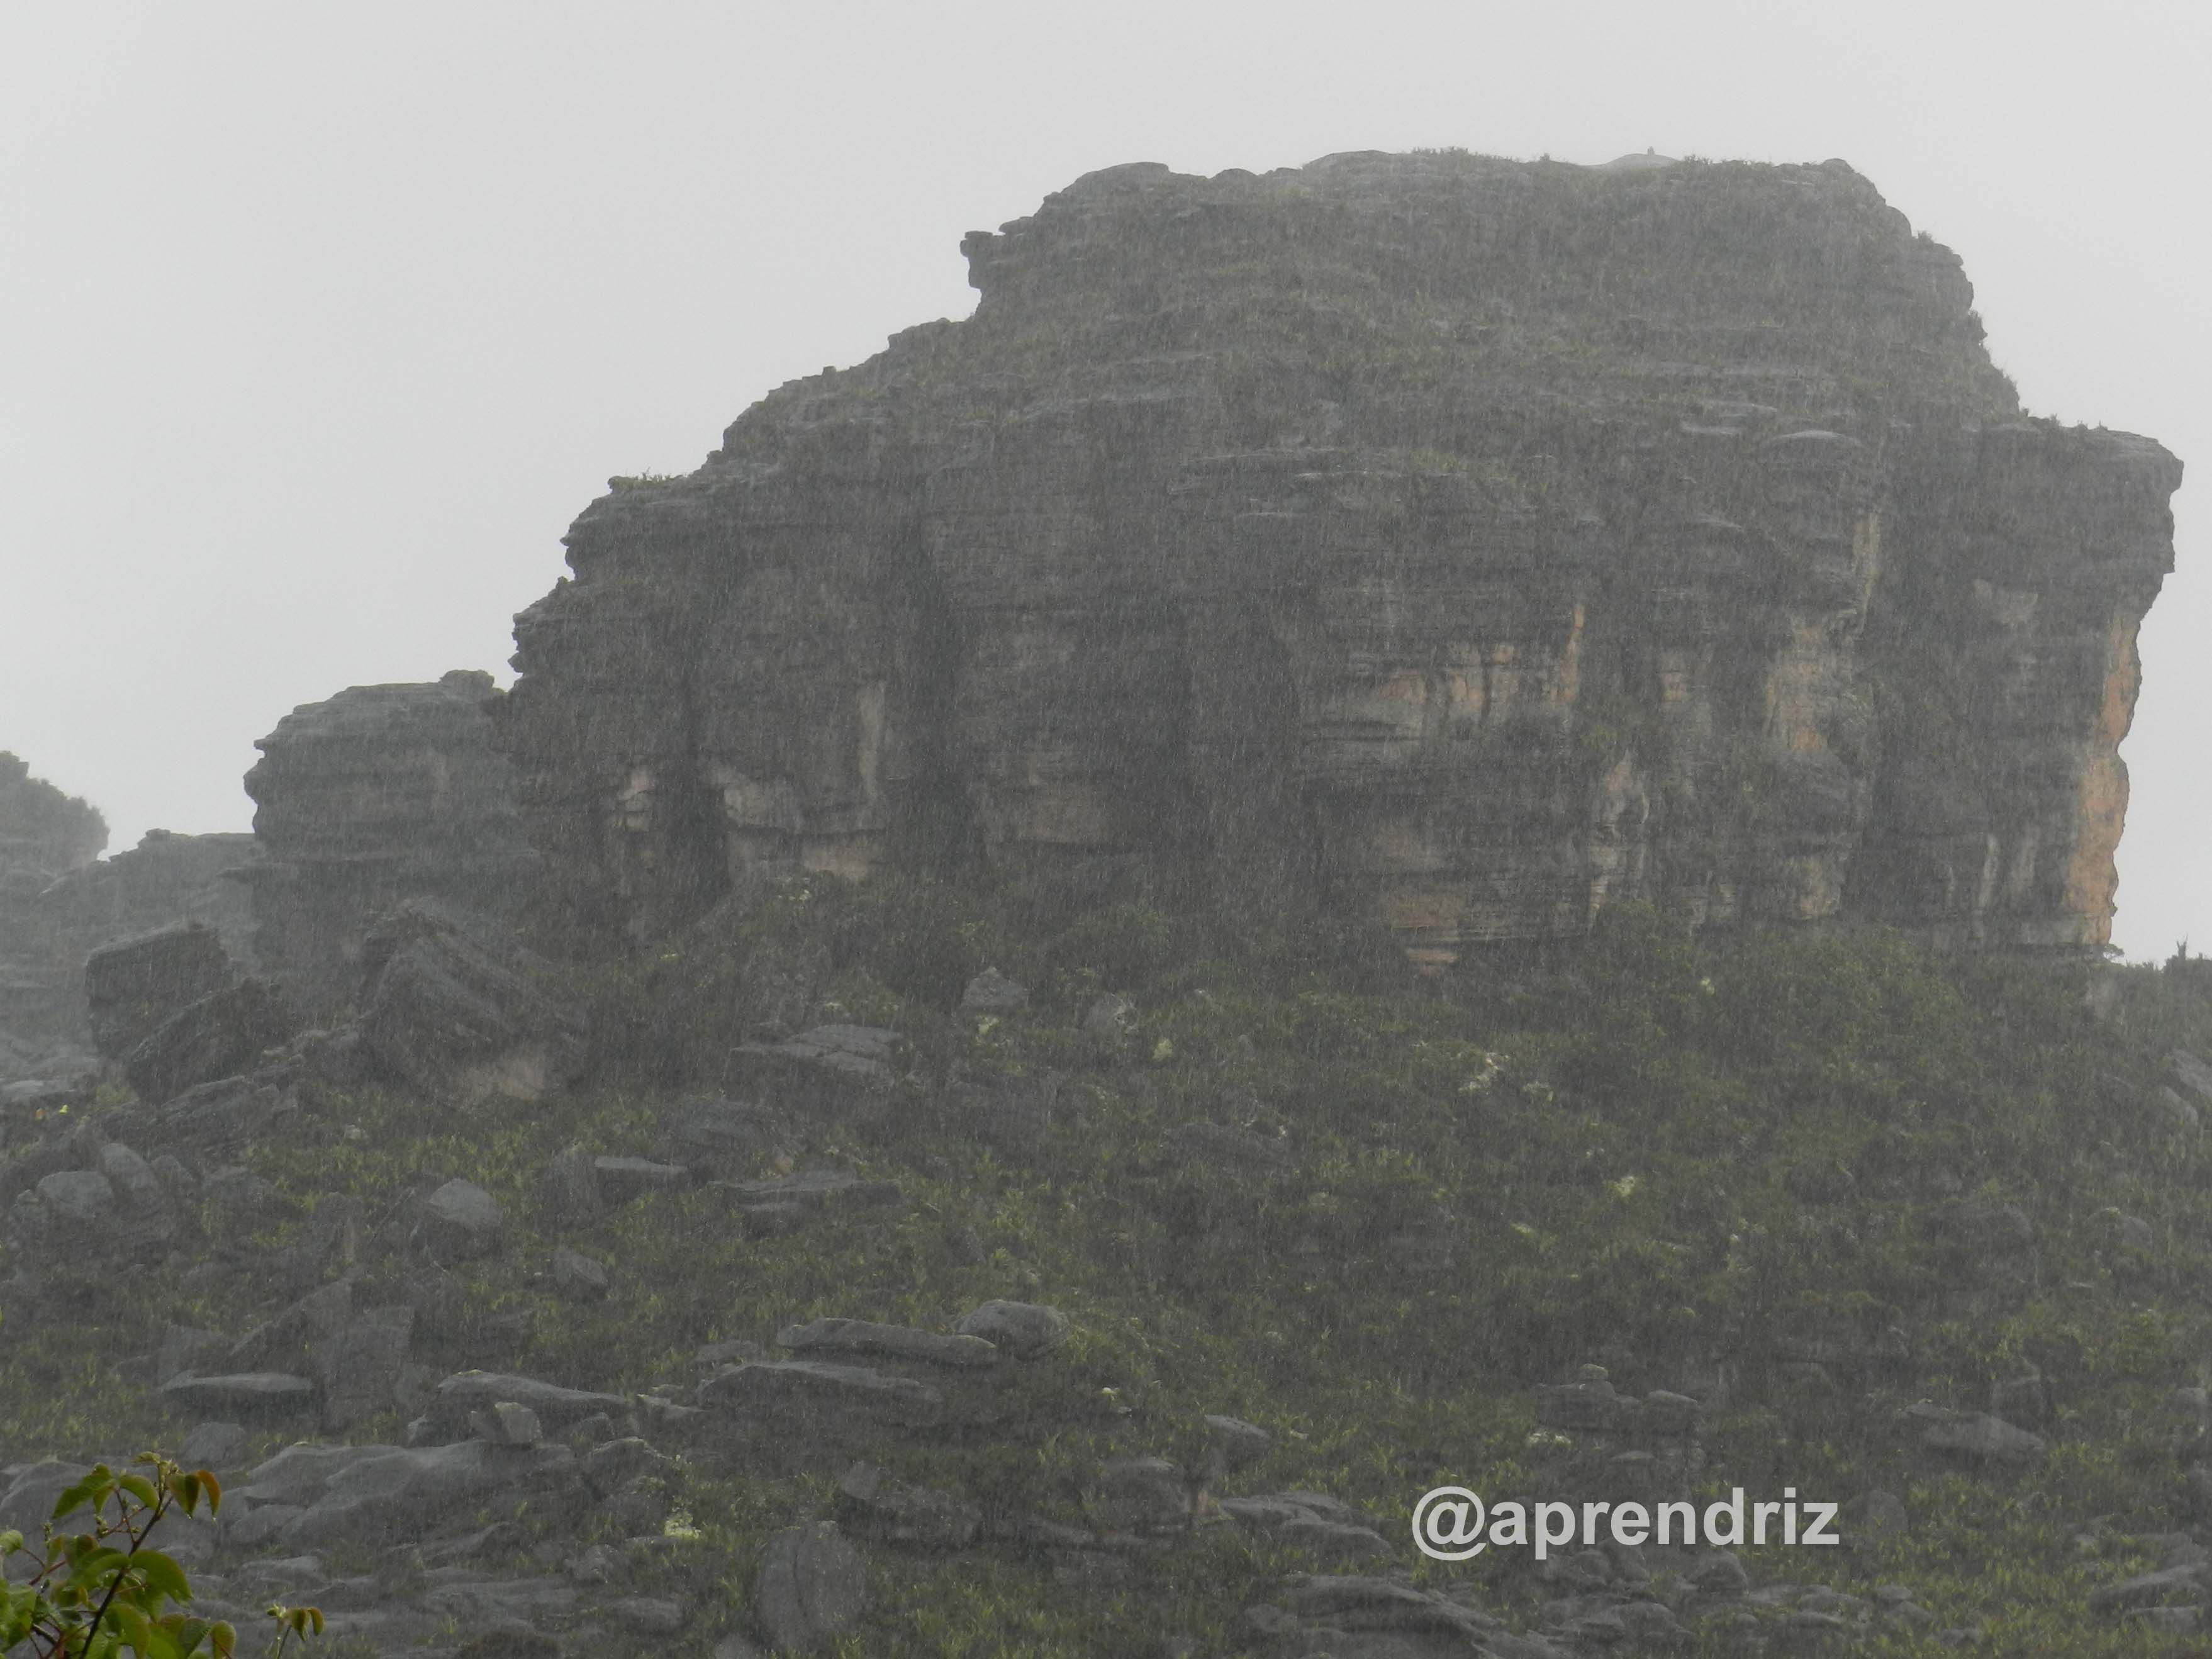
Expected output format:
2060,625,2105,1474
357,902,588,1107
239,672,539,1011
499,152,2179,963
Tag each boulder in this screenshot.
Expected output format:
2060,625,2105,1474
313,1307,417,1431
84,923,230,1059
277,1439,581,1548
754,1522,868,1653
657,1097,771,1175
120,978,296,1106
176,1421,251,1471
420,1178,503,1261
550,1247,610,1299
959,968,1029,1015
357,902,588,1108
834,1462,980,1550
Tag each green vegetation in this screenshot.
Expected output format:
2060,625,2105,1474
1,1455,318,1658
11,871,2212,1651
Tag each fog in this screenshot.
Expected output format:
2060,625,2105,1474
4,1,2204,956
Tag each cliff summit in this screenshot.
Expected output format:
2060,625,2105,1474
485,151,2177,959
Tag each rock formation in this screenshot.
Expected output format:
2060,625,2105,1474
0,787,255,1080
240,671,540,1009
0,753,104,888
498,151,2182,961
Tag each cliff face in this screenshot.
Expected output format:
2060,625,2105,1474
241,671,539,1008
499,151,2181,961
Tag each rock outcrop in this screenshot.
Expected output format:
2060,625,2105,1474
357,902,589,1107
498,151,2182,961
240,672,539,1010
0,754,104,887
0,820,257,1081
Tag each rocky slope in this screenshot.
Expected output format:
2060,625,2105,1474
500,151,2181,963
13,876,2212,1654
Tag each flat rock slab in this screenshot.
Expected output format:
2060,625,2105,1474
237,1442,402,1507
954,1299,1070,1358
713,1169,905,1235
418,1573,579,1623
431,1371,633,1434
1273,1575,1505,1641
1913,1406,2048,1463
732,1025,903,1103
593,1155,690,1200
700,1360,942,1430
159,1372,318,1419
778,1318,1003,1371
2089,1564,2208,1614
659,1098,772,1173
281,1440,579,1548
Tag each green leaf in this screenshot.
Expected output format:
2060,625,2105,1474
118,1475,160,1511
52,1468,114,1522
132,1549,193,1605
115,1601,155,1653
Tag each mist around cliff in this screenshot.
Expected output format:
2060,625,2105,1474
4,7,2208,1646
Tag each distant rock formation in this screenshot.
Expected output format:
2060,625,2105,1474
497,151,2181,961
0,829,262,1072
0,754,104,888
38,830,259,961
240,671,539,1009
0,752,254,1078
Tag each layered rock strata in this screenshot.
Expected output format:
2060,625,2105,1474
500,151,2182,961
241,672,539,1008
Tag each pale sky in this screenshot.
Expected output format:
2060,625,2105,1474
3,2,2204,958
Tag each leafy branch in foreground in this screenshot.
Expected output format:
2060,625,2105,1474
0,1453,320,1658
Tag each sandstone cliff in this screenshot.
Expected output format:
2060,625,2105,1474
499,151,2181,961
241,671,539,1008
